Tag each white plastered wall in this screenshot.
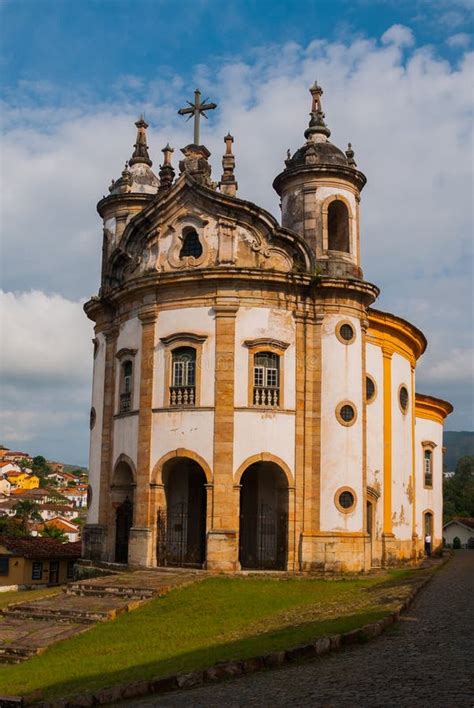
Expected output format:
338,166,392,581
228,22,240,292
234,307,296,409
151,410,214,477
113,416,139,472
87,332,106,524
365,342,384,538
233,412,295,479
390,354,413,541
320,314,363,532
415,416,443,540
154,307,216,408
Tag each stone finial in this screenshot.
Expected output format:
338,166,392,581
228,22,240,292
129,115,153,167
345,142,357,167
158,143,175,194
219,133,238,197
108,162,133,194
304,81,331,141
179,143,214,189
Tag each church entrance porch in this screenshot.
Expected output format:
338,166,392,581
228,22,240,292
157,457,207,568
239,462,288,571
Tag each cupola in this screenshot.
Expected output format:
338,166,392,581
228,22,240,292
273,83,366,279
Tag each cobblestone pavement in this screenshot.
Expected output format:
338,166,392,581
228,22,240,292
127,552,474,707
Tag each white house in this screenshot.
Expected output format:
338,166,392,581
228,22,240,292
443,518,474,549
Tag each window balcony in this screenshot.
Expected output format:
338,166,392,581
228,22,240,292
119,392,132,413
170,386,196,407
253,386,280,407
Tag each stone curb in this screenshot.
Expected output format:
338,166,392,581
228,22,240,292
0,554,451,708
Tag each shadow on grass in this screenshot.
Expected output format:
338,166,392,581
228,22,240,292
31,608,387,701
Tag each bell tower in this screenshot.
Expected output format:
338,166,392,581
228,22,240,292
273,82,366,279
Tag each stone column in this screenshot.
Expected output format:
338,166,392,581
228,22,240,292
206,300,239,571
128,306,157,567
410,364,418,561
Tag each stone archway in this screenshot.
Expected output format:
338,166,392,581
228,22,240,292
111,458,135,564
239,460,289,570
157,456,208,568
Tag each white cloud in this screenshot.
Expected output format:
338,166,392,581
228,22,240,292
381,24,415,47
0,291,93,463
1,25,473,460
446,33,471,48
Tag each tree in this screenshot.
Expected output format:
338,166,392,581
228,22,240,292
13,500,42,533
31,455,52,477
0,516,26,538
443,456,474,521
40,525,68,543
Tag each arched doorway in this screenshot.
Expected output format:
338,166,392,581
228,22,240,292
157,457,207,568
239,461,288,570
111,459,135,564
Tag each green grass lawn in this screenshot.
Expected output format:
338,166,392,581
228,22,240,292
0,586,61,609
0,569,421,700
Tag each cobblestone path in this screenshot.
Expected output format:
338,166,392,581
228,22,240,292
130,552,474,707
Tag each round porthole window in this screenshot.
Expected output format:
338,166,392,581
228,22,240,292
335,487,357,513
336,401,357,426
336,321,356,345
87,485,93,510
366,375,376,403
90,407,96,430
399,385,409,413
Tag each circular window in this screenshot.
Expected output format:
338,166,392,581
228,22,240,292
339,491,354,509
335,320,356,345
87,485,93,509
334,487,357,513
366,375,376,403
336,401,357,426
90,407,96,430
399,385,409,413
340,405,354,422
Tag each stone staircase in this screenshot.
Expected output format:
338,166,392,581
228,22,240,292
0,568,201,663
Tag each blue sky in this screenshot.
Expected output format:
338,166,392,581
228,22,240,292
0,0,473,464
1,0,471,107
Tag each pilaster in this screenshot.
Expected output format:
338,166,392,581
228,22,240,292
98,324,118,561
207,300,239,571
128,306,157,567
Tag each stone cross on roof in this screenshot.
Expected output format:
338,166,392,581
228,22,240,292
178,89,217,146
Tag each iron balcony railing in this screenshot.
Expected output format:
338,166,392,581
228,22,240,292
119,392,132,413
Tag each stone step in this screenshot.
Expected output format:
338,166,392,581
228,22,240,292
0,645,40,664
64,584,156,599
2,603,132,625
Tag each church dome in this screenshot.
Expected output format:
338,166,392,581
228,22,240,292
288,140,350,168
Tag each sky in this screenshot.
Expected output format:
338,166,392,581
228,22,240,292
0,0,473,465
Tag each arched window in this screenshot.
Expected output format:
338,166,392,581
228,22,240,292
253,351,280,407
180,229,203,259
119,360,133,413
170,347,196,406
424,449,433,487
327,201,350,253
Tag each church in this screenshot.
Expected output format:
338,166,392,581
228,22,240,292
83,83,452,573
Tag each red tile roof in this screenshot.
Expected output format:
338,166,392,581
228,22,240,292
0,536,81,559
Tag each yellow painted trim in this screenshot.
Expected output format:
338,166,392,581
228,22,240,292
383,351,392,534
415,393,453,424
367,308,427,365
411,366,416,541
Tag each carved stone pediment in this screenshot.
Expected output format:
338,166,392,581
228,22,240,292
104,175,315,288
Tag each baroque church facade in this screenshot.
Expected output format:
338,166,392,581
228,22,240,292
83,84,452,572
